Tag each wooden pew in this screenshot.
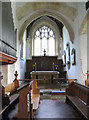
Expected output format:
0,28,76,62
0,71,19,119
18,79,40,111
31,79,40,110
0,70,40,119
5,71,19,94
85,79,89,86
66,82,89,119
17,82,33,119
68,79,77,85
17,79,40,119
4,71,19,107
19,79,40,110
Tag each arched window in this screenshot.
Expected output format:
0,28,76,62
34,26,55,56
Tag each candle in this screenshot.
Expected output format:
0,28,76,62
53,62,54,71
35,62,36,71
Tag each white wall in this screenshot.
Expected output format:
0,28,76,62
87,26,89,71
77,2,87,84
2,23,27,85
62,2,88,84
63,26,81,83
80,34,87,84
19,30,26,79
2,65,8,85
15,30,26,79
77,2,87,30
15,31,20,79
26,37,31,59
15,31,26,79
8,64,15,84
0,1,2,40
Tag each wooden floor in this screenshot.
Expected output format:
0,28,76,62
34,99,82,119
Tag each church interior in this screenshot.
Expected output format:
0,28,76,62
0,1,89,119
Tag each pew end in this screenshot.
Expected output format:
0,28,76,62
85,79,89,86
17,83,33,119
0,71,19,118
31,80,40,110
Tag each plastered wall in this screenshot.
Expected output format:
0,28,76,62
63,26,81,83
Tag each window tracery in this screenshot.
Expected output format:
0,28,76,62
34,25,55,56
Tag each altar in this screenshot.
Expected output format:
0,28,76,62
30,71,59,85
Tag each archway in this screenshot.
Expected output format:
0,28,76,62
27,16,62,59
18,9,75,44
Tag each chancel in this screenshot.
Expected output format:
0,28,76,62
0,1,89,120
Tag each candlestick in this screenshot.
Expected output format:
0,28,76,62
53,62,54,71
35,63,36,71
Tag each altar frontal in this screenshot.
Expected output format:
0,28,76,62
31,71,59,85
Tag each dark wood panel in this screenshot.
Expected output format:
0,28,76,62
26,56,63,73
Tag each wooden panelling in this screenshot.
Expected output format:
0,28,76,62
26,56,63,73
66,82,89,119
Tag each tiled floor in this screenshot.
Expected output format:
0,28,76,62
34,99,81,119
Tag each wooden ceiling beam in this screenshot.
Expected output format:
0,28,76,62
0,52,17,65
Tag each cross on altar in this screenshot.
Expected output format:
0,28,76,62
43,49,46,56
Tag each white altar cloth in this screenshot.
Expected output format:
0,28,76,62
31,71,60,75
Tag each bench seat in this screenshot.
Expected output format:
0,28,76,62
0,93,19,118
31,94,40,110
66,95,88,119
66,82,89,119
31,80,40,111
9,93,19,105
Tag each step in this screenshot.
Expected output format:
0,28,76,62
40,90,66,95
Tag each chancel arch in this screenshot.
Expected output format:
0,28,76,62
18,9,75,44
27,16,62,59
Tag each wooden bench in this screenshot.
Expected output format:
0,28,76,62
4,71,19,105
18,79,40,110
0,71,19,118
85,79,89,86
31,79,40,110
17,82,33,119
68,79,77,85
17,79,40,119
0,71,40,119
66,82,89,119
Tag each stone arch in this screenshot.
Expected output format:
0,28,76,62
18,9,75,43
28,16,61,57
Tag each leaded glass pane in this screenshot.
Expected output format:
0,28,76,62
34,25,55,56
